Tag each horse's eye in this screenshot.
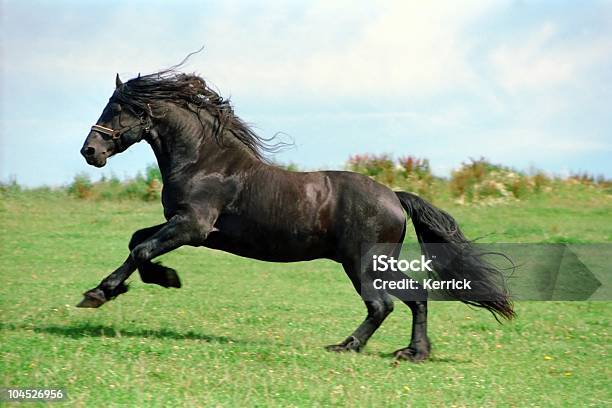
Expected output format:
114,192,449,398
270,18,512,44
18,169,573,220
110,103,122,112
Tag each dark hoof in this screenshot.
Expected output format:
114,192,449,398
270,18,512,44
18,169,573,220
325,336,362,353
76,283,128,308
162,267,181,288
393,346,430,362
139,262,181,288
76,289,107,308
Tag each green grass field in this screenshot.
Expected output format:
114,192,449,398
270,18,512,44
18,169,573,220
1,188,610,406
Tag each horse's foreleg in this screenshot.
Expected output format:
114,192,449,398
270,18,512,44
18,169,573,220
76,256,136,308
325,296,394,353
76,224,167,308
77,213,210,308
129,224,181,288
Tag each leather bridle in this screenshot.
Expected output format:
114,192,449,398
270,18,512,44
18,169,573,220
90,101,152,142
90,118,150,140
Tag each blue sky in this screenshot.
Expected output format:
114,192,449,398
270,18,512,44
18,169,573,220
1,0,611,186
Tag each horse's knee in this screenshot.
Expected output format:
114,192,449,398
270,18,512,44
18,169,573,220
129,225,164,251
131,244,151,264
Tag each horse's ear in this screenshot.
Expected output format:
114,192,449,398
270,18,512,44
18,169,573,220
115,73,123,88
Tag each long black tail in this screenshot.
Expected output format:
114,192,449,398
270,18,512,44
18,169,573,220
396,191,515,320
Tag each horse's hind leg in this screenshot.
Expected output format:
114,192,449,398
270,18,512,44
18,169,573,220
382,263,431,361
326,262,394,352
373,239,430,362
393,300,430,362
129,224,181,288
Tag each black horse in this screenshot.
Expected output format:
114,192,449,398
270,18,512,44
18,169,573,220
78,70,514,362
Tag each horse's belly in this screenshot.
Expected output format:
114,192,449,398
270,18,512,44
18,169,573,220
202,223,334,262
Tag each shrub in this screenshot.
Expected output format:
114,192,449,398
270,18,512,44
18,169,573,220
273,162,300,172
396,156,435,199
62,159,610,204
118,174,148,200
450,158,543,203
66,165,163,201
398,156,431,178
346,154,435,200
0,176,21,195
68,173,94,199
144,164,162,201
532,171,551,193
145,178,162,201
347,154,393,176
145,164,162,184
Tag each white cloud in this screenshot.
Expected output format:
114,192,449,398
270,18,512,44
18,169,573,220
489,21,612,93
470,128,611,158
201,0,499,97
1,1,500,98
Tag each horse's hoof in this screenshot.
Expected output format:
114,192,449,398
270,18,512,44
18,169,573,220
393,346,429,362
325,336,362,353
163,268,181,288
76,289,107,308
139,263,181,288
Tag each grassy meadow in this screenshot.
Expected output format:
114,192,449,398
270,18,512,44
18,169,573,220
1,180,611,406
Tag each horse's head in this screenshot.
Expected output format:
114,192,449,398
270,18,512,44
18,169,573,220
80,74,151,167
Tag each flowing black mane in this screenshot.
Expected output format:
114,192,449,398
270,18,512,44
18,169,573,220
113,70,276,160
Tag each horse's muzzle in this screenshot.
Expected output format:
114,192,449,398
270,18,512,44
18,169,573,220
81,146,108,167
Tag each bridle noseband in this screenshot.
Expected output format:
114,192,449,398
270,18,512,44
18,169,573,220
90,102,152,143
90,118,150,140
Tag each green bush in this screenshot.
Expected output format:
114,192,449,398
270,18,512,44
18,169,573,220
0,177,22,195
143,164,162,201
347,154,395,183
35,160,612,203
68,173,94,199
346,154,435,200
450,158,551,203
532,171,551,193
396,156,435,199
66,165,162,201
272,162,300,172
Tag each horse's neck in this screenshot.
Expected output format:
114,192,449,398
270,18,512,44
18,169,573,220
146,107,261,183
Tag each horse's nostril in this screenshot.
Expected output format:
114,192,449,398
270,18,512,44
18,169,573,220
85,147,96,156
